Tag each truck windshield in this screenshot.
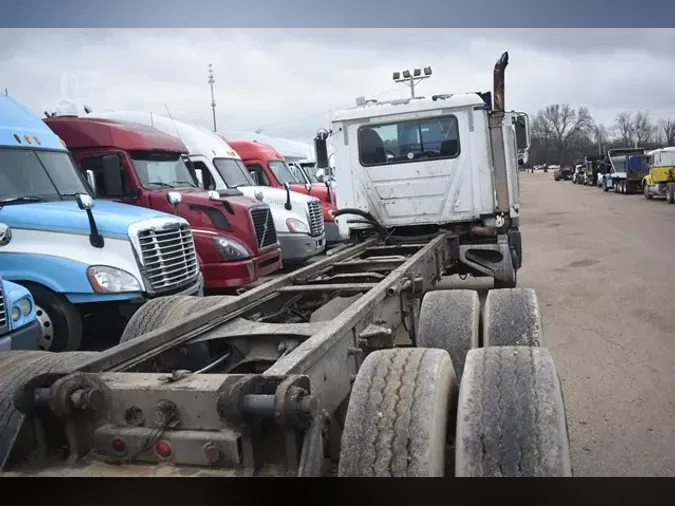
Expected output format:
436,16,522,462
269,160,304,185
213,158,254,188
0,148,90,203
130,151,198,189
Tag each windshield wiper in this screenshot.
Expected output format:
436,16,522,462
147,181,174,188
0,196,47,205
170,180,197,188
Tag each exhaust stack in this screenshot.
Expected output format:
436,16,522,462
493,52,509,113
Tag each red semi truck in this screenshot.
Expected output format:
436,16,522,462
45,116,283,290
225,139,341,244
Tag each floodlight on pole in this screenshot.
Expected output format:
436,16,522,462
392,66,432,98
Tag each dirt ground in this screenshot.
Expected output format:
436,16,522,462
442,172,675,477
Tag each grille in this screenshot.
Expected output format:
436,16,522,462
250,208,278,250
307,200,325,237
137,223,199,293
0,282,7,335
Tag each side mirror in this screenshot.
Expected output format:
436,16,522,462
194,168,204,188
167,191,182,205
515,112,531,151
283,182,292,210
76,193,95,211
85,169,97,195
315,168,326,183
0,223,12,247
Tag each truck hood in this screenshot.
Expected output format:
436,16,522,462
0,200,186,240
169,188,264,210
237,186,320,213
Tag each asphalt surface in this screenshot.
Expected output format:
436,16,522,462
447,172,675,477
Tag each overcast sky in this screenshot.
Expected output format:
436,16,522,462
2,29,675,142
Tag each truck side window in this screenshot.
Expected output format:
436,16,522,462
192,161,216,190
247,164,270,186
80,155,129,198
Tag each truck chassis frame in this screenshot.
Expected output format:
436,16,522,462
0,232,571,477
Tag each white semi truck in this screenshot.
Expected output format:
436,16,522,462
0,52,571,478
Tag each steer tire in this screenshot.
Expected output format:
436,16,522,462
455,346,572,477
483,288,543,347
667,184,675,204
0,350,98,470
417,290,480,382
338,348,456,477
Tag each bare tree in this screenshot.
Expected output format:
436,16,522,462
613,112,634,146
633,110,655,146
659,118,675,146
531,104,594,164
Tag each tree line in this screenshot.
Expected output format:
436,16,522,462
527,104,675,167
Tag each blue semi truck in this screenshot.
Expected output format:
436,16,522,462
0,273,41,351
0,95,203,352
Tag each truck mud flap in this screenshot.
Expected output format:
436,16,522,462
458,235,515,281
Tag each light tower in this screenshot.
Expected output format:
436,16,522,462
208,64,217,132
392,67,432,98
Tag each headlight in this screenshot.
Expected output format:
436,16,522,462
18,297,32,315
11,306,20,322
213,236,250,261
87,266,142,293
286,218,310,234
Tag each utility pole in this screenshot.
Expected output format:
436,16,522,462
392,67,432,99
208,64,217,132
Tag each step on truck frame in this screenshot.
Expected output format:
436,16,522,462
1,232,571,477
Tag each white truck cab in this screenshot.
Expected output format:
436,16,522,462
84,111,327,264
331,52,529,287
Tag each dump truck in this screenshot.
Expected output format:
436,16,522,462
600,148,647,194
0,52,572,478
642,147,675,203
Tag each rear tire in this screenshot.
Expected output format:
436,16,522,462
0,350,98,469
338,348,456,477
417,290,480,381
455,346,572,477
667,184,675,204
483,288,543,347
120,295,233,372
22,283,82,352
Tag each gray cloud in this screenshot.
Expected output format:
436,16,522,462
2,29,675,141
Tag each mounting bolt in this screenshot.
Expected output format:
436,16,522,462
347,347,363,356
70,388,104,411
203,442,221,465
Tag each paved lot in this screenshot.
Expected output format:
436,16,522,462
499,172,675,476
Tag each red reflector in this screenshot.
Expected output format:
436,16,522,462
155,440,172,459
112,438,127,456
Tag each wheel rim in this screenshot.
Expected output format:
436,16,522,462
35,304,55,350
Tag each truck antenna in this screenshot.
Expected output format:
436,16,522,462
164,104,189,150
208,63,217,132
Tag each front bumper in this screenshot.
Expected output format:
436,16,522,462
324,222,342,244
202,247,282,289
0,320,42,351
278,232,326,262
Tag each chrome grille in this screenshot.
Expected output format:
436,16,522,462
0,282,7,335
307,200,324,237
137,223,199,293
250,208,278,250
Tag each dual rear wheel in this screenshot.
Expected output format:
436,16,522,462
338,288,571,477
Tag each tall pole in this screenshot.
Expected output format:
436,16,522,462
208,64,217,133
393,68,431,99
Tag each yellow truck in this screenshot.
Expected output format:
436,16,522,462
642,147,675,203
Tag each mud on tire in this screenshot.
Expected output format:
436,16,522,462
455,346,572,477
338,348,457,477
